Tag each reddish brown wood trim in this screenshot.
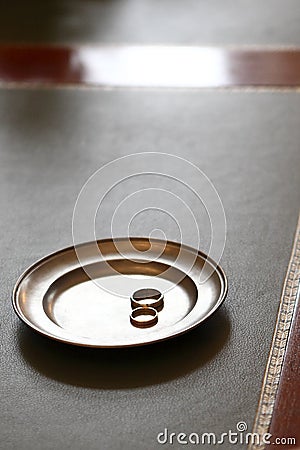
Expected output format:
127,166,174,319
250,216,300,450
267,293,300,448
1,45,300,88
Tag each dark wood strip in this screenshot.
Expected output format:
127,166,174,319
250,216,300,450
1,45,300,88
267,291,300,448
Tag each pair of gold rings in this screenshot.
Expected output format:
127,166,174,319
129,288,164,328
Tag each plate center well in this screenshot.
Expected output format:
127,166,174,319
43,260,198,339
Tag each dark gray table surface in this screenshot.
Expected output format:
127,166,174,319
0,88,299,449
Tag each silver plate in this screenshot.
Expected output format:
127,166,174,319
12,238,227,348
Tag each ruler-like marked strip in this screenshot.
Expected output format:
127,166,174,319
249,214,300,450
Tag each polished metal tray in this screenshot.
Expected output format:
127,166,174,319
12,238,227,348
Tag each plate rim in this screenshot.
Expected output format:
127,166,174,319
12,237,228,348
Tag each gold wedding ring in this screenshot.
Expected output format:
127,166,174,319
130,307,158,328
130,288,164,311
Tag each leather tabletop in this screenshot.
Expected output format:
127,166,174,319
0,88,299,449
